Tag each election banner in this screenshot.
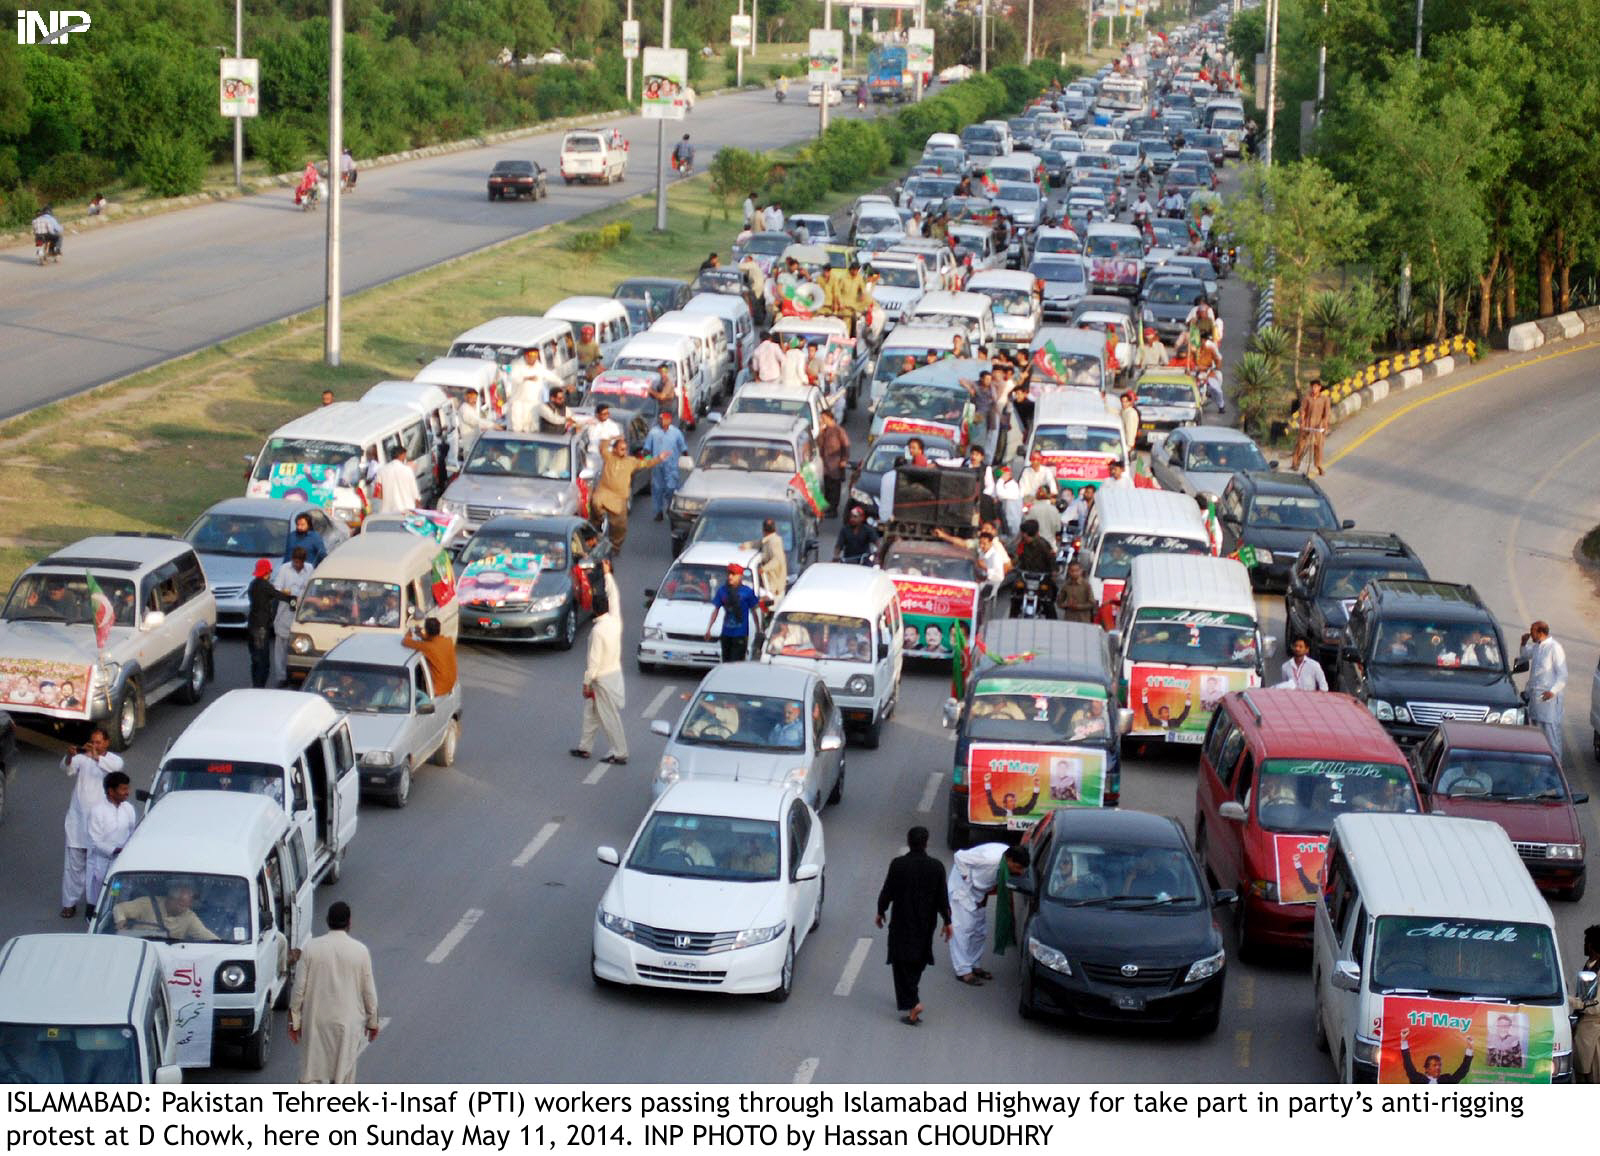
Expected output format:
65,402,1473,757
266,462,338,508
1127,662,1254,741
219,58,259,118
881,416,959,442
848,6,862,35
1378,996,1556,1085
968,741,1107,827
1039,448,1114,486
0,656,94,718
1271,835,1328,905
164,959,214,1068
397,509,461,545
907,27,935,72
621,19,640,59
457,553,545,608
892,577,979,660
641,47,689,119
808,29,844,85
729,14,752,48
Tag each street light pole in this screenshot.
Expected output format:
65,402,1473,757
654,0,673,233
1024,0,1034,66
1262,0,1278,168
625,0,634,103
979,0,987,73
1398,0,1422,331
324,0,342,366
1086,0,1094,53
1314,0,1326,129
820,0,832,135
736,0,745,87
233,0,243,190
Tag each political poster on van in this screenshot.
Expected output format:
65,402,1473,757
0,656,94,718
892,577,978,659
1270,835,1328,905
1377,997,1556,1084
968,742,1107,826
641,48,690,120
1126,663,1253,742
808,29,844,85
267,462,338,508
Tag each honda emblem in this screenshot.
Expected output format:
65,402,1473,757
674,935,692,949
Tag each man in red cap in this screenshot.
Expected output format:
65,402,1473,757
705,563,764,663
246,558,294,688
1139,326,1168,368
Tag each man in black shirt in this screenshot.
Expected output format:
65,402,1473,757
834,505,881,563
1006,519,1058,618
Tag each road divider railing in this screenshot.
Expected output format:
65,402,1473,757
1325,335,1476,422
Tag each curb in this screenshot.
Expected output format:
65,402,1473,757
1506,305,1600,352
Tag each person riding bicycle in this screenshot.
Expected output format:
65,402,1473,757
31,206,63,256
672,134,694,172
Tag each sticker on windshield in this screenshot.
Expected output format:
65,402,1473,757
267,462,338,508
967,743,1107,823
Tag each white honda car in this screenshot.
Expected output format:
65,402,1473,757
592,780,824,1001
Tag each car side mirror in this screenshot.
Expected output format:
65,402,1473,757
650,719,671,737
1218,800,1246,822
1266,460,1279,470
879,640,890,660
1008,872,1036,897
1577,970,1598,1004
1331,960,1362,993
416,699,436,715
141,610,165,631
643,588,656,602
1116,707,1134,736
1340,646,1360,662
794,863,821,882
1211,888,1238,906
596,846,620,866
941,698,960,729
135,788,152,803
1511,657,1529,675
1572,791,1589,805
819,732,843,752
155,1064,183,1085
1340,519,1356,529
705,412,722,425
1107,629,1122,652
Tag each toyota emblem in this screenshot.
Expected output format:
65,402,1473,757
674,935,692,949
1442,711,1456,720
1120,963,1140,977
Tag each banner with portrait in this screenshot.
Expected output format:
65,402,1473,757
892,578,978,659
0,656,94,718
266,462,338,508
967,742,1107,827
641,48,690,119
1126,662,1253,741
457,553,545,608
1377,997,1556,1084
1270,835,1328,905
808,29,844,85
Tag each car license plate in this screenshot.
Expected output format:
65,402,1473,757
1165,731,1203,745
659,958,700,970
1141,422,1156,431
477,618,499,629
1115,994,1145,1011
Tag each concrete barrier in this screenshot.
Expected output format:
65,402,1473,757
1398,367,1424,390
1556,311,1585,339
1506,322,1545,352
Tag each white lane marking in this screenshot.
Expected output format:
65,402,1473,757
833,937,874,997
642,684,677,719
793,1057,820,1084
357,1016,392,1056
512,821,561,867
425,909,484,964
916,771,943,813
582,762,610,785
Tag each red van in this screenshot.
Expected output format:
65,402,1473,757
1193,689,1420,956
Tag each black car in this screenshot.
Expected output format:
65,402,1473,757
455,515,608,648
1284,531,1429,676
1217,471,1351,592
611,277,690,323
1012,809,1233,1030
846,432,959,520
684,496,819,584
1335,580,1526,745
487,159,547,201
1139,276,1208,344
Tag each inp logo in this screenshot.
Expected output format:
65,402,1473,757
16,9,91,44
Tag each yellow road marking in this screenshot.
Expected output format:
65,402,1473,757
1234,974,1255,1011
1234,1029,1252,1069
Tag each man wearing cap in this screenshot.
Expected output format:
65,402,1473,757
705,564,764,663
247,558,295,689
1139,327,1168,368
780,338,809,389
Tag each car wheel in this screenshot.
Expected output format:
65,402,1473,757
1232,886,1258,964
1563,872,1587,903
1191,1002,1222,1035
387,763,412,810
826,763,844,806
763,937,795,1003
1312,980,1331,1053
431,719,459,767
109,686,139,752
324,846,345,884
175,643,211,705
488,190,497,201
860,717,882,749
240,1009,271,1070
557,607,577,651
637,656,658,673
810,873,824,932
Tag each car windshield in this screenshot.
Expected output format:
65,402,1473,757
908,178,958,198
1255,758,1418,833
0,1022,142,1083
1126,609,1259,668
1045,841,1203,908
186,512,286,558
461,530,567,570
492,161,533,174
304,665,412,715
1033,424,1123,455
465,438,571,481
767,611,871,661
151,758,286,805
696,440,796,473
980,287,1036,315
655,562,728,604
1137,381,1196,406
3,574,135,627
966,678,1111,744
627,813,782,882
1031,260,1085,283
1370,617,1507,669
1151,221,1190,246
1093,532,1207,580
691,512,796,554
1248,493,1335,530
1184,439,1265,472
1085,234,1141,258
250,437,361,483
1434,751,1567,800
881,544,976,581
297,579,402,627
1108,142,1140,156
678,691,808,751
1322,565,1421,599
875,264,923,288
878,386,967,423
1145,281,1203,305
1370,917,1562,1003
1031,351,1100,388
94,872,250,944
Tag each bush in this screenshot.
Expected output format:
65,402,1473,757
569,220,633,253
138,134,207,197
248,118,307,176
28,152,114,203
0,189,36,230
723,48,740,82
710,147,771,212
810,120,891,192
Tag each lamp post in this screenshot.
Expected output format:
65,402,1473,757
1262,0,1278,168
654,0,674,233
820,0,833,135
233,0,243,190
979,0,987,73
324,0,342,365
625,0,634,103
1024,0,1034,66
736,0,745,87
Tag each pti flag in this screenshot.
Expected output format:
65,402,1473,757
85,572,114,650
790,461,830,516
1032,340,1070,383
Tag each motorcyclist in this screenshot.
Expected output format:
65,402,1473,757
295,162,320,206
856,82,868,111
776,75,790,101
31,205,63,258
672,134,694,173
1132,190,1155,227
1006,518,1059,618
339,147,357,191
1159,189,1185,219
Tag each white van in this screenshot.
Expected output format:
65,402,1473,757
0,934,180,1083
448,316,580,392
651,309,735,401
559,129,628,184
1113,553,1264,745
763,563,904,748
923,132,962,154
414,356,500,423
869,323,963,402
682,292,758,381
92,792,317,1070
359,380,460,477
1024,389,1128,495
545,296,634,368
148,689,359,885
1078,486,1210,627
609,330,707,422
908,290,999,350
246,402,438,531
1314,813,1576,1084
965,269,1041,351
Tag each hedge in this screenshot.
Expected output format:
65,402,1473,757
569,220,633,253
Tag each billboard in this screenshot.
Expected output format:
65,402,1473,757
622,19,640,59
219,58,259,118
641,47,690,119
729,14,752,49
907,28,935,72
808,28,844,86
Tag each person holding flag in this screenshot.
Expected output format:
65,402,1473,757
1198,494,1224,556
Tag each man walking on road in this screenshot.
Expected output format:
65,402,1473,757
272,548,312,686
1291,379,1332,475
1280,637,1329,691
572,569,628,765
947,843,1029,986
60,729,123,919
246,558,293,688
1519,620,1568,757
817,410,851,516
705,563,763,663
85,771,136,915
876,826,952,1026
642,411,688,524
289,902,381,1084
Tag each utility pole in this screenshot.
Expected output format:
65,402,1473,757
1314,0,1326,128
1086,0,1094,53
233,0,243,190
1262,0,1278,168
1398,0,1422,332
913,0,926,103
655,0,673,233
979,0,987,73
1414,0,1424,59
736,0,745,87
1024,0,1034,66
820,0,832,134
625,0,634,103
324,0,342,366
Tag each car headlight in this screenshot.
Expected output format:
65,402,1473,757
439,498,464,515
1353,1034,1380,1066
1253,548,1274,564
850,488,872,505
1393,704,1411,723
844,674,873,696
671,496,706,516
642,625,665,641
1027,935,1072,975
598,907,638,940
1499,707,1525,725
732,921,787,950
1247,879,1278,901
290,633,314,655
218,963,252,990
657,755,680,784
1547,843,1584,861
1369,699,1394,721
1484,709,1502,723
784,766,810,786
530,594,567,612
1183,948,1225,984
1143,308,1155,321
361,750,395,768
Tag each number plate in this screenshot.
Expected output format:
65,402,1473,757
659,958,700,970
1165,730,1204,745
1115,993,1145,1011
476,618,500,629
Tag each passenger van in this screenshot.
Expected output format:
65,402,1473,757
447,316,579,392
1083,222,1146,298
0,934,180,1083
908,290,999,350
682,292,758,379
414,356,501,422
1114,553,1266,745
1028,326,1107,392
1025,390,1128,495
609,331,706,422
92,793,317,1070
359,380,460,478
246,403,437,531
559,129,628,184
1078,486,1210,627
149,689,359,885
545,296,634,367
1313,813,1575,1083
1196,690,1418,956
651,310,735,400
942,619,1133,849
870,324,963,402
965,269,1041,351
763,564,903,748
286,532,459,680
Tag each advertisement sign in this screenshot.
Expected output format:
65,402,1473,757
0,656,94,718
907,28,935,72
881,416,959,442
458,553,545,608
892,577,978,659
1090,255,1142,286
848,6,862,35
219,58,259,118
1127,663,1254,740
968,742,1107,826
1377,997,1556,1084
641,47,690,120
1040,451,1113,482
729,14,752,49
808,29,844,85
621,20,640,59
1271,835,1328,905
163,960,214,1068
266,462,338,508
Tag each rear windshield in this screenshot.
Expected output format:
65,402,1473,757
691,513,795,553
1255,758,1418,833
1030,260,1085,283
1085,233,1142,259
0,1023,139,1084
564,135,602,152
878,386,967,423
881,545,976,582
1370,917,1561,1003
875,265,922,288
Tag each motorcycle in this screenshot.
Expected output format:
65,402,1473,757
671,153,694,177
300,179,325,212
1009,571,1056,620
34,233,61,265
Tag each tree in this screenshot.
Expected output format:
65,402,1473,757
1226,159,1365,391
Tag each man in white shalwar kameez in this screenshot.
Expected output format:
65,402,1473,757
373,448,421,514
61,730,123,917
947,842,1030,983
85,772,137,913
504,351,561,433
290,902,380,1084
1519,620,1568,757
